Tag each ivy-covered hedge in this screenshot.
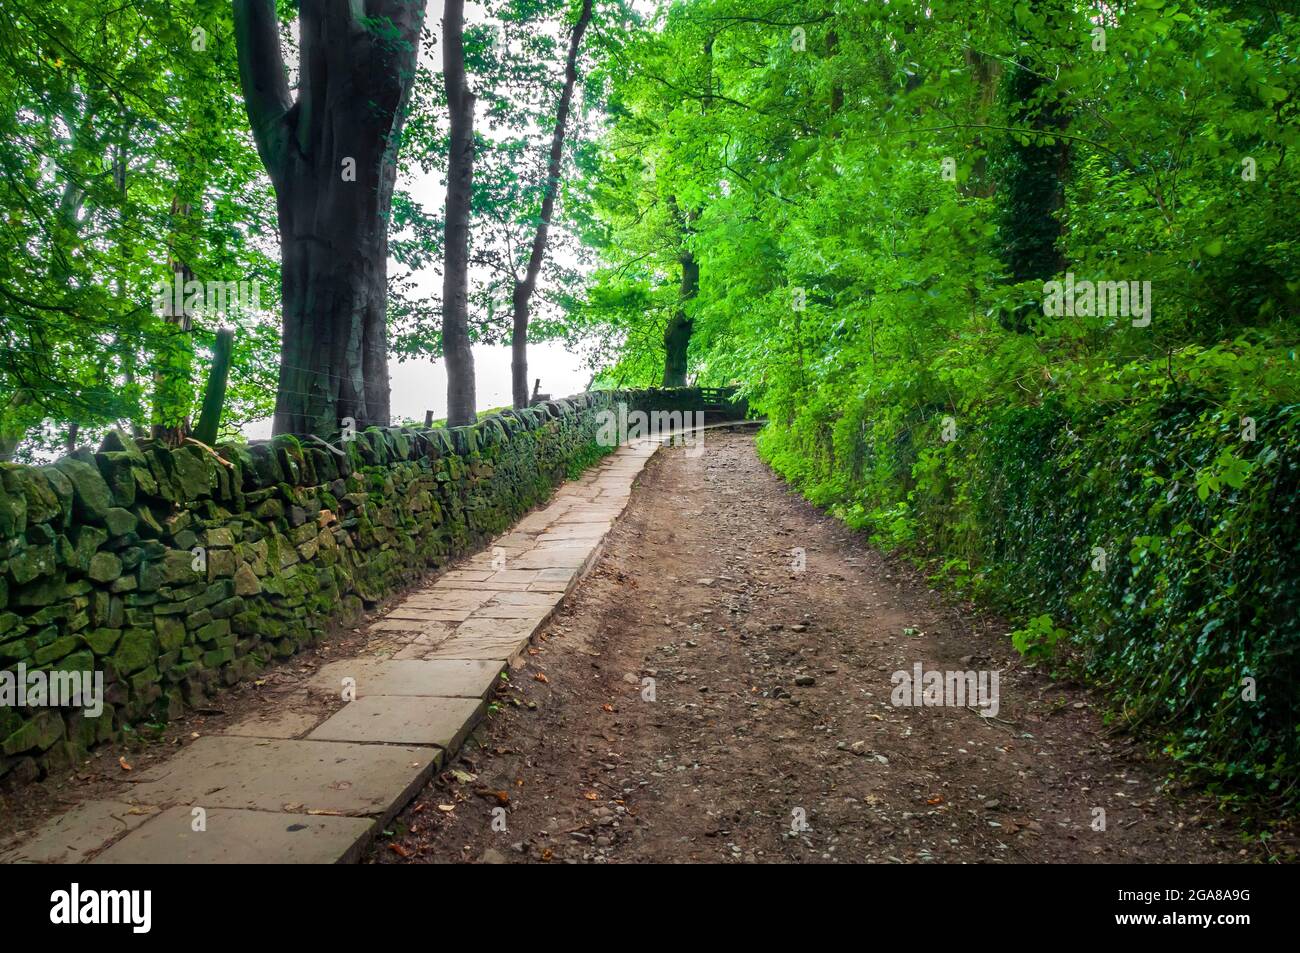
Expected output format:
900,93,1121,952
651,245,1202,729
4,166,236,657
760,392,1300,801
0,388,707,785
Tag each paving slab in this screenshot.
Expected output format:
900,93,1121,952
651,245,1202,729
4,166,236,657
532,536,599,552
539,523,610,541
308,658,503,698
487,590,559,606
371,616,462,631
308,695,485,749
485,569,542,584
391,629,455,660
90,807,375,865
423,618,539,660
556,508,626,523
122,736,438,818
536,567,579,582
0,800,159,864
383,606,475,622
401,589,494,610
225,709,323,739
453,616,537,640
441,569,494,583
469,603,553,621
462,553,513,569
514,512,559,533
449,578,532,591
421,636,531,661
386,602,469,618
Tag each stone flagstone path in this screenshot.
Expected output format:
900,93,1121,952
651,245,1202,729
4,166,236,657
1,439,661,864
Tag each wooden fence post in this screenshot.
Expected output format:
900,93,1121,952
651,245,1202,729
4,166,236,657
193,327,235,445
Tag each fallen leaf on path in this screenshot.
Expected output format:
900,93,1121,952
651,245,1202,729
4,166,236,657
437,804,456,813
583,790,599,801
534,672,550,684
118,757,132,772
389,843,412,859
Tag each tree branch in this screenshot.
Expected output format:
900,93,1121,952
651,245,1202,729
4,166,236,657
232,0,293,181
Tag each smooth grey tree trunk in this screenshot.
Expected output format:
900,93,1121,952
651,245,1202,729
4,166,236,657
442,0,478,427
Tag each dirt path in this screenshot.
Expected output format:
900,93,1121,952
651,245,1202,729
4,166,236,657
370,430,1260,864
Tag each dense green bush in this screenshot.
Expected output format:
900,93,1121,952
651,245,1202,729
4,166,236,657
760,378,1300,800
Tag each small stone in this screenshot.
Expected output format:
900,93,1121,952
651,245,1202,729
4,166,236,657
51,459,114,524
233,563,262,597
794,674,816,687
2,710,65,755
87,552,123,583
113,628,155,675
103,507,138,537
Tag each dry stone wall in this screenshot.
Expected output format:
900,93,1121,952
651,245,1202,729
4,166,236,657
0,388,742,784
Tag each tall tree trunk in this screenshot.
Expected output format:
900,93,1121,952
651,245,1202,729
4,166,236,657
662,195,698,388
997,0,1068,332
442,0,477,427
0,390,32,462
662,248,698,388
659,37,713,389
510,0,594,409
233,0,423,436
153,195,195,446
827,29,843,122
